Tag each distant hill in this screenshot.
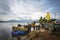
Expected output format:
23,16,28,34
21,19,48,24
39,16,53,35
0,21,5,22
0,19,34,23
0,19,59,23
7,19,33,23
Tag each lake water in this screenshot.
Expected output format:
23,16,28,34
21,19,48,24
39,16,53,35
0,22,28,40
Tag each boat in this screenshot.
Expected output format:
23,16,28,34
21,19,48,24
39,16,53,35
11,26,29,37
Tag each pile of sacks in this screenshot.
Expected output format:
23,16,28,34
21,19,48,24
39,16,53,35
12,26,28,31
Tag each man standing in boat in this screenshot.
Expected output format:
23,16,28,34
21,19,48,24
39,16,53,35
17,24,21,27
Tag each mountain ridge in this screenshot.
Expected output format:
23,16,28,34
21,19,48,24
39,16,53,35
0,19,38,23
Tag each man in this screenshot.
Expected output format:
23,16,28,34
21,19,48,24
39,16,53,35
39,16,43,29
18,24,21,27
28,23,31,33
31,21,35,30
46,12,50,23
35,23,40,30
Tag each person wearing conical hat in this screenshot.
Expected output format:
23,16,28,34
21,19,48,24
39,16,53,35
46,12,51,23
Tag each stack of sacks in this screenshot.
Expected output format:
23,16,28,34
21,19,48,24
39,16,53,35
12,26,17,31
17,27,28,31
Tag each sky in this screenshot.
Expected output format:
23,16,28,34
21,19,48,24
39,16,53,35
0,0,60,21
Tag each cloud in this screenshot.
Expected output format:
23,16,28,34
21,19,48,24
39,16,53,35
9,0,45,20
0,0,10,15
0,0,60,21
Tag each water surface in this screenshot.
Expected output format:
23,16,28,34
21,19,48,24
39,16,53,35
0,22,27,40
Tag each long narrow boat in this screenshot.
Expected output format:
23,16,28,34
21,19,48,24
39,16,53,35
11,26,29,38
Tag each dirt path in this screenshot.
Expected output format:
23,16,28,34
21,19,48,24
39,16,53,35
29,29,60,40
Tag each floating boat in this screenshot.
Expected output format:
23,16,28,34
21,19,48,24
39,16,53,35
11,26,28,36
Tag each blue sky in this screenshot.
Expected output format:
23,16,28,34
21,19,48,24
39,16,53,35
0,0,60,21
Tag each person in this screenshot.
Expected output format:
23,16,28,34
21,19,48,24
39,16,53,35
28,23,31,33
39,16,43,24
18,24,21,27
46,12,50,23
39,16,43,29
31,21,35,30
35,23,40,30
17,24,21,31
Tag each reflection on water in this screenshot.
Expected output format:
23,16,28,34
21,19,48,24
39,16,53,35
0,22,27,40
